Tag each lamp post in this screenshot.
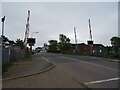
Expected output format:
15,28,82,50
1,16,5,48
2,16,5,37
1,16,5,65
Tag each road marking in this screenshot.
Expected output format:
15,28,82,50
41,56,50,62
61,56,119,72
84,77,120,85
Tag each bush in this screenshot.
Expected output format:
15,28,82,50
81,52,89,56
110,52,119,58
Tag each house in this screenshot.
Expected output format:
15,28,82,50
71,43,88,53
93,44,104,48
71,43,105,56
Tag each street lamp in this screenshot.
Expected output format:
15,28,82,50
1,16,5,49
1,16,5,66
1,16,5,37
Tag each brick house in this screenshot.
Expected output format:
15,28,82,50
71,43,88,53
71,43,105,56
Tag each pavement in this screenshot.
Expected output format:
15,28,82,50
2,53,55,81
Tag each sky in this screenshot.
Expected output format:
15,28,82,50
0,2,118,48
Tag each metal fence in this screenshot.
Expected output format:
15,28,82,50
2,46,28,65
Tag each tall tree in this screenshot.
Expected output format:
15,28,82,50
16,39,24,46
59,34,71,53
48,40,58,52
110,37,120,52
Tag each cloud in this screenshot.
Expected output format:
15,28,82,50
2,2,118,48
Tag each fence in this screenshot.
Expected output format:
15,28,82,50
2,46,28,66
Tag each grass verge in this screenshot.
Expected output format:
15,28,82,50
103,56,120,60
21,57,32,62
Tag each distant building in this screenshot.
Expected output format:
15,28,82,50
71,43,105,56
93,44,104,48
71,43,88,53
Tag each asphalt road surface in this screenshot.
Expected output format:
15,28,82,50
41,53,119,88
3,53,120,88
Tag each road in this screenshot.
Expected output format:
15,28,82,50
3,53,119,88
41,53,119,88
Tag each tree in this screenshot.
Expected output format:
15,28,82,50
48,40,58,53
110,37,120,52
104,46,112,56
59,34,71,53
16,39,24,46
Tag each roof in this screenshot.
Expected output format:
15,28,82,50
71,43,87,45
93,44,104,47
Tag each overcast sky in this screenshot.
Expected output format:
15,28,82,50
1,2,118,48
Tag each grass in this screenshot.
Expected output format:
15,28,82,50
21,57,32,62
103,56,120,60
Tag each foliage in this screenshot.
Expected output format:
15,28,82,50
16,39,24,46
110,52,119,58
110,37,120,52
81,52,89,56
21,57,32,62
47,34,71,53
104,46,112,56
48,40,58,53
58,34,71,53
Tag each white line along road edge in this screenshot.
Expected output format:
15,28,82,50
84,77,120,85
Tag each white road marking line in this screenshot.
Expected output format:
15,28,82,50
84,77,120,85
61,56,119,72
41,56,50,62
